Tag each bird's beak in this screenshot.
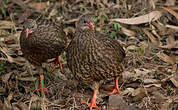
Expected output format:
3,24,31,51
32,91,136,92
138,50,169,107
88,22,95,30
25,28,30,38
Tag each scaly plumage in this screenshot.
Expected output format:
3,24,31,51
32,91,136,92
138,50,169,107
67,14,125,110
20,18,67,95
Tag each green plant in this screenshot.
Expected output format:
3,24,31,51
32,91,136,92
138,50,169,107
109,31,116,38
0,63,7,74
10,14,17,33
108,22,121,38
113,22,121,31
0,0,9,18
137,47,144,55
93,15,98,24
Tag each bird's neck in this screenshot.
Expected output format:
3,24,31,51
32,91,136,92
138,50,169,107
78,29,95,36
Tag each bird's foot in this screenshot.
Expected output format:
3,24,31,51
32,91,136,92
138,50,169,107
33,75,47,96
108,77,121,95
108,86,120,95
81,90,100,110
81,101,100,110
51,56,63,73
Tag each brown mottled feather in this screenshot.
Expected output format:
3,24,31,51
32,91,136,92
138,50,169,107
67,17,125,88
20,18,67,66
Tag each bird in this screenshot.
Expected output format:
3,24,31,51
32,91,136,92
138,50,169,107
20,17,67,96
66,14,126,110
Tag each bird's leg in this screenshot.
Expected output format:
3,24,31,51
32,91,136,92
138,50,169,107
108,77,121,95
51,56,63,73
81,90,100,110
33,74,47,97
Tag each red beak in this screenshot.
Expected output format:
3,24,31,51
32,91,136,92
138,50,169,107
88,22,94,30
25,28,30,38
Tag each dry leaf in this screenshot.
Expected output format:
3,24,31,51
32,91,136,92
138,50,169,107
11,0,28,10
162,7,178,20
63,27,75,35
152,29,161,40
12,102,29,110
169,6,178,10
102,0,108,5
150,23,161,39
18,9,34,23
131,88,145,97
28,95,39,110
28,2,49,13
0,47,15,63
152,21,167,34
143,28,161,46
121,88,135,95
16,77,37,82
144,84,162,88
170,75,178,88
63,18,79,24
0,38,5,42
89,0,94,7
4,98,12,110
121,27,136,36
152,91,167,102
122,69,153,81
0,47,25,64
150,0,156,9
156,51,175,65
132,88,146,102
127,45,137,51
165,24,178,31
7,92,13,104
2,72,12,83
164,0,176,6
0,100,8,110
143,79,160,84
0,20,15,29
110,11,162,25
160,101,169,110
159,35,178,49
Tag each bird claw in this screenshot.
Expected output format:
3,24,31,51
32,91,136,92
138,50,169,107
33,75,47,96
108,87,120,95
81,101,100,110
108,77,121,95
33,87,48,92
51,56,63,73
33,86,48,96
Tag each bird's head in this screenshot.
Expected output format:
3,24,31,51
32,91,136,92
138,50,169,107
77,14,95,31
23,19,37,38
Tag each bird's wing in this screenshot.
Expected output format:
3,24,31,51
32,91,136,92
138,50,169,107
95,32,126,62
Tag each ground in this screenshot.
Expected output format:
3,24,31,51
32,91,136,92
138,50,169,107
0,0,177,110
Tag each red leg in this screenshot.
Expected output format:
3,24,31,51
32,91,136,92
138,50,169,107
81,90,100,110
51,56,63,72
51,59,58,72
108,77,121,95
57,56,63,72
33,75,47,96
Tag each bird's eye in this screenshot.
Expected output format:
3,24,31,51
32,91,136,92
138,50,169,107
83,20,86,23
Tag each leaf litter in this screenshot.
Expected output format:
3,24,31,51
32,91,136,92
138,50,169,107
0,0,178,110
